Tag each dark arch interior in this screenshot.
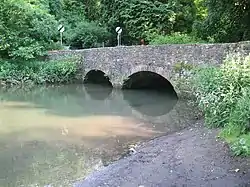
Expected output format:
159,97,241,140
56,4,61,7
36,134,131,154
122,71,178,98
84,70,112,87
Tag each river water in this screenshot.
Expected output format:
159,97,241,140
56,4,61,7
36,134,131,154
0,84,196,187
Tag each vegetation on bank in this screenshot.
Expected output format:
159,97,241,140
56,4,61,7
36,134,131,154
192,54,250,156
0,59,80,86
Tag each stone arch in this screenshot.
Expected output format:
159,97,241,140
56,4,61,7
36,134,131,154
84,69,112,87
122,71,177,97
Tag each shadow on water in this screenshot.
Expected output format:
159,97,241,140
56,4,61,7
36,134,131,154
122,90,178,117
0,84,178,118
84,84,113,100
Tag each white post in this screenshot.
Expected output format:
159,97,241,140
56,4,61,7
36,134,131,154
115,27,122,47
60,32,63,46
58,24,65,47
117,33,121,46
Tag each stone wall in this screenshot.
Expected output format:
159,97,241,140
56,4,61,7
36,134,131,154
47,42,250,88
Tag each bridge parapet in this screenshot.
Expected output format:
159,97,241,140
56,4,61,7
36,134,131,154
47,42,250,87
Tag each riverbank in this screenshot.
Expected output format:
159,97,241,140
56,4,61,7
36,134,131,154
0,59,81,87
75,120,250,187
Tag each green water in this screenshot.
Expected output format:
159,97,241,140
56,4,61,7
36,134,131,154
0,84,196,187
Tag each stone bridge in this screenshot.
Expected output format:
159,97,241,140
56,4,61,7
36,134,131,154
47,42,250,90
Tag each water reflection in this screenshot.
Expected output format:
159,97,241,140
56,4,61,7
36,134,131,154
84,84,112,100
122,90,178,117
0,84,195,186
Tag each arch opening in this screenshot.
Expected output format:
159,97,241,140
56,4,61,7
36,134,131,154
122,71,178,98
84,70,112,87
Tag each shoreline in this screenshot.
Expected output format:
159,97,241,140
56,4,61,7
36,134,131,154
74,120,250,187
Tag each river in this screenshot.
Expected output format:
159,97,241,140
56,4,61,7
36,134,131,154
0,84,197,187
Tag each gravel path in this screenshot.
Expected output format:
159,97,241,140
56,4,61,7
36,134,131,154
75,121,250,187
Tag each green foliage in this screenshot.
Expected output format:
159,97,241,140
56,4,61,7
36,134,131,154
47,0,64,19
65,21,111,49
55,0,110,49
61,0,86,27
228,88,250,133
0,0,59,60
193,54,250,155
84,0,101,21
99,0,197,45
193,0,250,42
166,0,197,33
220,124,250,156
1,0,248,59
61,0,100,23
230,133,250,156
173,61,195,73
2,0,248,56
194,0,207,21
149,32,206,45
0,59,79,85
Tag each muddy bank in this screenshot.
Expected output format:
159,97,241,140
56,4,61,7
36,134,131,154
74,121,250,187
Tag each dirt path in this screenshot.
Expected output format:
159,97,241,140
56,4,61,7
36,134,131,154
75,121,250,187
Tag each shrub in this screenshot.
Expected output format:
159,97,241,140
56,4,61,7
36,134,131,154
228,88,250,133
0,0,59,60
148,32,206,45
193,53,250,155
230,133,250,156
194,54,250,128
193,66,228,127
0,60,79,85
65,21,111,49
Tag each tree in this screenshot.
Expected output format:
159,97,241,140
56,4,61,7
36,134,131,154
48,0,64,19
66,21,111,49
61,0,85,27
99,0,197,45
58,0,110,49
194,0,250,42
194,0,207,21
84,0,101,21
165,0,197,33
0,0,58,60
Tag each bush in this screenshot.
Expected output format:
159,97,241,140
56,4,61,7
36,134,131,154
219,88,250,156
193,53,250,155
192,0,250,43
65,21,111,49
148,32,206,45
0,0,59,60
230,133,250,156
0,60,79,85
